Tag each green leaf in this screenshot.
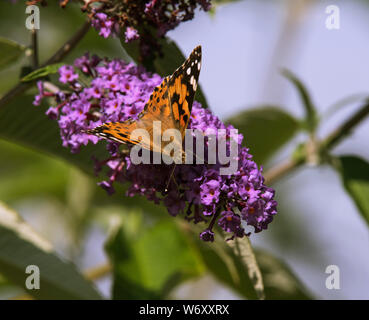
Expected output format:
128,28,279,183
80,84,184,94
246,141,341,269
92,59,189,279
282,69,318,132
196,233,260,299
202,240,312,299
255,249,312,300
226,107,300,164
0,37,26,71
0,94,109,175
21,63,64,82
121,37,209,109
177,222,260,299
0,140,70,203
227,237,264,299
0,273,11,288
179,223,312,299
0,273,22,299
105,216,204,299
337,156,369,226
0,202,102,300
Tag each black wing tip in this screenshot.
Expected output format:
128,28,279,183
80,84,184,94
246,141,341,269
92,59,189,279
191,45,202,58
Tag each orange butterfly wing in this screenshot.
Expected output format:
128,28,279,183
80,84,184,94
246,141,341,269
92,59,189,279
168,45,201,138
85,46,202,155
86,76,172,151
86,119,138,145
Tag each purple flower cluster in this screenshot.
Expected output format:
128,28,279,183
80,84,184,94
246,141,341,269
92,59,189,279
34,54,277,241
86,0,211,39
34,53,162,153
84,0,211,59
91,13,117,39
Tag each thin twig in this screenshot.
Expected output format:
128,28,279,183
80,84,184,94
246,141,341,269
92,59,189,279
43,21,91,66
322,100,369,150
0,21,91,110
31,29,39,68
264,158,303,185
322,92,369,120
264,100,369,184
84,263,111,281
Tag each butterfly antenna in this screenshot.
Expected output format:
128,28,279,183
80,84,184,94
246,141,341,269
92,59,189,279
164,164,178,194
81,129,93,134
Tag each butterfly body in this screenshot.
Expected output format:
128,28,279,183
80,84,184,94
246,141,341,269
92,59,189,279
84,46,202,164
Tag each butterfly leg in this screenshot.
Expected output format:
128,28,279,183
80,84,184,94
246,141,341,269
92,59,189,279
164,164,178,194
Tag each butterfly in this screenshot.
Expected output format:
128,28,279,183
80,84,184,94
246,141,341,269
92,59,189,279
84,46,202,165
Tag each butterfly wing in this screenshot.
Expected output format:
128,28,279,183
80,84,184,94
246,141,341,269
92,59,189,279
85,120,136,144
84,76,174,152
85,46,202,159
167,45,202,138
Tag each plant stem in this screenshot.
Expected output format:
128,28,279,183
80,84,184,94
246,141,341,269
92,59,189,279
0,21,91,109
43,21,91,66
84,263,111,281
322,100,369,150
264,158,303,185
264,100,369,184
31,29,39,68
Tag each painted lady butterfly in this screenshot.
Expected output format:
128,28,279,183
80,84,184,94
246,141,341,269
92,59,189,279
85,46,202,164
